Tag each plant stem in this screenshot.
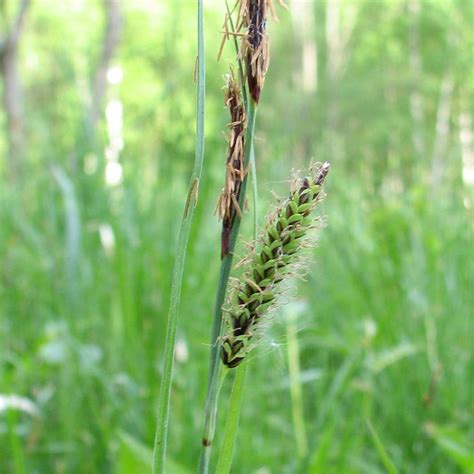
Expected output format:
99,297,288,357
286,308,308,458
214,114,257,474
199,363,228,474
250,142,258,238
152,1,205,472
215,361,248,474
366,420,399,474
199,101,257,473
211,100,257,374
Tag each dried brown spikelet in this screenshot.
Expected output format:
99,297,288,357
236,0,285,103
239,0,270,103
217,67,247,259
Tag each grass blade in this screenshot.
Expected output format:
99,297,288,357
214,146,257,471
286,307,308,458
250,142,258,239
366,420,399,474
303,353,359,472
215,362,248,474
152,1,205,472
199,97,257,474
209,7,258,470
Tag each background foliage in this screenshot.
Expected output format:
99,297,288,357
1,0,473,473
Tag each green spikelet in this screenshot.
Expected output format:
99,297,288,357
221,161,330,368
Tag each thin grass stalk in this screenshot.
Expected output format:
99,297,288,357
152,1,205,472
201,0,276,467
199,360,227,474
215,105,257,474
286,309,308,458
218,10,257,466
366,420,399,474
301,353,359,471
213,119,257,474
215,361,248,474
7,410,26,474
250,142,258,237
199,102,257,474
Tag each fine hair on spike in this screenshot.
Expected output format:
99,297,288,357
221,161,330,368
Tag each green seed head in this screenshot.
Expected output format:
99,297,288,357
221,161,330,368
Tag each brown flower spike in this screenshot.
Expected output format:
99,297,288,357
237,0,273,103
217,68,247,258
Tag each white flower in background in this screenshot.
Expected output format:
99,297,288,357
0,395,39,416
175,338,189,363
99,223,116,258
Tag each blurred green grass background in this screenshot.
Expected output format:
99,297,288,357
0,0,473,473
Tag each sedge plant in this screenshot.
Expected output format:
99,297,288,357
150,1,329,472
199,2,330,473
199,1,277,471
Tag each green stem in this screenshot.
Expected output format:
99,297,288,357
152,1,205,472
215,361,248,474
212,101,257,372
7,409,26,474
199,101,257,473
199,364,228,474
286,309,308,458
250,142,258,238
366,420,399,474
213,106,257,474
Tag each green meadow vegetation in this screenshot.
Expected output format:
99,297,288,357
1,0,473,473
